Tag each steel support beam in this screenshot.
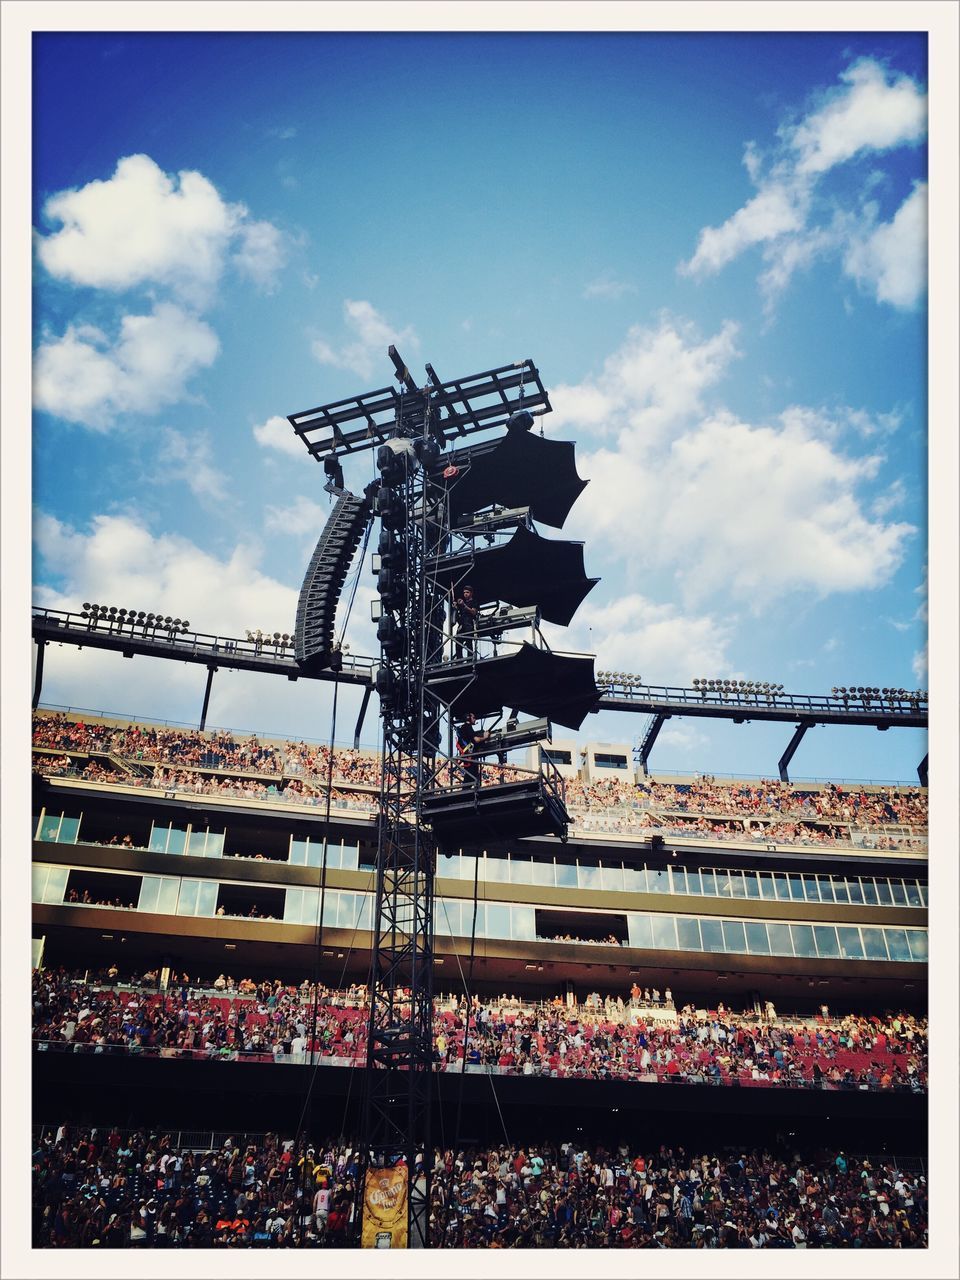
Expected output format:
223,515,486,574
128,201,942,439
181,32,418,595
917,753,928,788
778,719,813,783
353,683,372,750
33,640,46,710
637,712,670,776
199,665,217,731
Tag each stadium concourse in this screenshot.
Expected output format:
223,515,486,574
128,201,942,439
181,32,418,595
31,708,929,1249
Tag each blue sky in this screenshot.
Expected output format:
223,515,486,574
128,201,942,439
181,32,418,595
29,30,931,782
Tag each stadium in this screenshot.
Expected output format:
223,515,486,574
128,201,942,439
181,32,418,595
14,23,956,1267
28,346,931,1252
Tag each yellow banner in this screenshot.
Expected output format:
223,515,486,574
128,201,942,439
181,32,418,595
361,1165,408,1249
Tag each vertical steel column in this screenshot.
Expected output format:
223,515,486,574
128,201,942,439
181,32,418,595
199,664,217,731
32,640,46,709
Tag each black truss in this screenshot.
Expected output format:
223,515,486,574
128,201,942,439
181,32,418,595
288,349,550,461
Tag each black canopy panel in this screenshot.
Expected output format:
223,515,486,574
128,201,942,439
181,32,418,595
433,524,599,628
440,431,589,530
424,643,601,731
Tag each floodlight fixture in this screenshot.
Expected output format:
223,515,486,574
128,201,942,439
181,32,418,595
323,456,345,491
506,408,535,433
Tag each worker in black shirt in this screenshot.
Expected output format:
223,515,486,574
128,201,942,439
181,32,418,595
455,712,486,786
453,583,478,659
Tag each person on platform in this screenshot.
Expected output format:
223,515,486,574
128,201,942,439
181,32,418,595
453,584,479,659
456,712,486,786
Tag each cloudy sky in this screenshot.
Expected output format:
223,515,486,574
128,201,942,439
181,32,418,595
28,28,932,781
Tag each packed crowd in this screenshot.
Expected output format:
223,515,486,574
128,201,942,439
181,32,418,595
32,969,928,1092
32,1126,928,1248
32,713,928,850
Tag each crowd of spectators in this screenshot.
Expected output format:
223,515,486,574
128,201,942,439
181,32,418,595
32,712,927,851
32,968,928,1092
32,1125,928,1248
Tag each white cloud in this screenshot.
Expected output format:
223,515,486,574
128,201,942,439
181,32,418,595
548,317,740,444
234,219,286,292
786,58,927,177
843,183,927,309
35,153,285,304
547,593,734,685
311,299,418,380
583,274,637,300
264,495,328,536
156,428,227,502
252,414,303,458
680,58,927,310
682,181,807,278
33,303,219,429
558,320,916,606
658,724,710,752
911,644,927,682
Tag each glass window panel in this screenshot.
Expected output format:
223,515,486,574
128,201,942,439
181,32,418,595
676,917,702,950
44,867,69,904
884,928,911,962
138,877,161,913
33,814,44,841
774,874,791,901
324,844,343,869
340,892,361,928
555,861,578,889
889,880,907,906
743,872,760,900
874,879,893,906
813,926,840,958
860,878,879,906
627,914,653,950
601,863,624,892
817,875,835,903
177,881,199,916
59,817,81,844
578,862,602,890
646,865,670,893
289,838,307,865
358,896,373,930
766,923,794,957
727,870,752,901
157,878,180,914
832,878,850,904
700,870,717,897
789,876,806,902
837,927,864,960
698,918,725,953
485,903,511,939
511,906,536,941
803,876,820,902
790,924,816,957
440,896,463,936
622,864,645,892
530,860,554,887
284,888,303,923
32,866,48,901
846,879,864,905
758,873,776,901
196,882,218,917
670,867,688,894
437,854,459,879
651,916,678,950
904,881,922,907
860,926,888,960
484,857,508,883
303,889,321,926
38,815,62,842
341,843,359,871
716,872,735,898
684,868,703,896
905,929,928,962
149,825,170,852
917,883,927,907
721,920,748,953
321,891,340,928
208,832,224,857
745,921,770,955
187,829,207,856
